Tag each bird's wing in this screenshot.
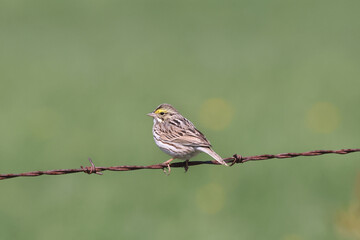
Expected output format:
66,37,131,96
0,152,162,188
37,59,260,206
159,118,211,147
171,134,211,147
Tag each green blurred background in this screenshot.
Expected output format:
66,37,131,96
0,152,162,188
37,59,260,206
1,0,360,239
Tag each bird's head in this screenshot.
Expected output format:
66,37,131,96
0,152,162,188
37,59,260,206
147,103,179,122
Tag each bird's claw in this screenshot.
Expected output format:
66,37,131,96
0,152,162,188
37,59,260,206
162,158,173,175
184,159,189,173
162,164,171,175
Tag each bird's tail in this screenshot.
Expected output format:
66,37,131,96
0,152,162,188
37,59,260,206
197,147,228,166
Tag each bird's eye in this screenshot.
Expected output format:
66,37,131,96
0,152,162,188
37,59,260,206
160,112,165,115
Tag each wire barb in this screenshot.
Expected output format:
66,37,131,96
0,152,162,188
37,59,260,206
80,158,103,175
0,148,359,181
230,154,243,166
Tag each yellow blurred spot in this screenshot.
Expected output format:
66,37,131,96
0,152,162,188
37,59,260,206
283,234,303,240
199,98,234,130
335,173,360,239
306,102,340,133
196,183,225,214
336,202,360,239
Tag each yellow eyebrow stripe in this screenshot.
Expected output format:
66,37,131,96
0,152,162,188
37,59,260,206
155,109,167,114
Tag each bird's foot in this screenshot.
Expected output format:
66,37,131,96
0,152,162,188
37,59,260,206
162,158,173,175
184,159,189,173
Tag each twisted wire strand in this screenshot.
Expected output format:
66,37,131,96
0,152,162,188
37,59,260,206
1,148,359,180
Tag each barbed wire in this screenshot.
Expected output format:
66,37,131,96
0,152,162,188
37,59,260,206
0,148,359,181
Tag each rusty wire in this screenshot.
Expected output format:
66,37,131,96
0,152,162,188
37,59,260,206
0,148,359,181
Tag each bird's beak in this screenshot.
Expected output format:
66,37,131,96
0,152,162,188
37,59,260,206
147,112,156,118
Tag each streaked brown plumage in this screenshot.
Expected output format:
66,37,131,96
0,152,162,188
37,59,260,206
147,103,228,172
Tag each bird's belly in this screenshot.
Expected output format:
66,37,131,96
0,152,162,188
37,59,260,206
154,137,198,160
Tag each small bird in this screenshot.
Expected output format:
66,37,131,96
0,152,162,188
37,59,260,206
147,103,228,172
